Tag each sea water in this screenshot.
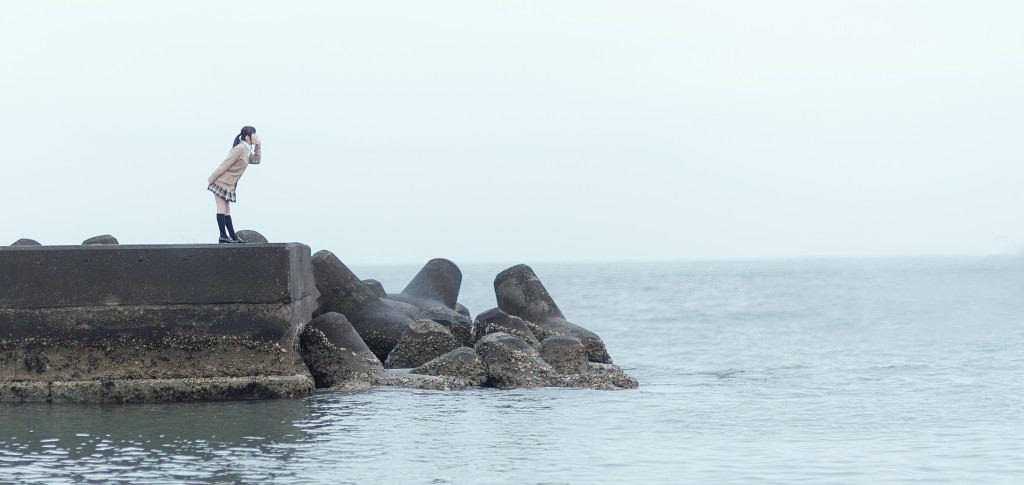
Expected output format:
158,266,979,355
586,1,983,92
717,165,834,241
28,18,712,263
1,257,1022,483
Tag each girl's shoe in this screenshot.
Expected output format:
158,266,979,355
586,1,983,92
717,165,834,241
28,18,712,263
232,236,248,244
218,236,234,244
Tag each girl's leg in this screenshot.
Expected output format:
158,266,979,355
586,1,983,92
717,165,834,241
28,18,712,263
215,194,228,214
224,211,238,241
222,200,239,240
215,194,229,240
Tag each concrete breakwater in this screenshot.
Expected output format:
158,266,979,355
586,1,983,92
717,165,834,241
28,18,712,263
1,241,636,403
0,243,318,402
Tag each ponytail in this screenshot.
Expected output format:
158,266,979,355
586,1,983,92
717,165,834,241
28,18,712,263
232,126,257,147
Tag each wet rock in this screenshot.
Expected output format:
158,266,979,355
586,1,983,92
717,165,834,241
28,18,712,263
550,363,639,390
583,363,639,389
362,279,387,298
10,238,40,246
83,235,118,245
455,303,471,318
410,347,487,387
377,369,469,391
418,306,474,347
383,319,460,369
299,312,384,388
474,332,553,389
235,230,268,244
381,298,421,319
495,264,612,363
473,307,541,350
540,335,589,374
312,250,415,361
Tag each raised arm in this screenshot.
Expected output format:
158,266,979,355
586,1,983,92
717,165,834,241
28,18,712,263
249,142,261,164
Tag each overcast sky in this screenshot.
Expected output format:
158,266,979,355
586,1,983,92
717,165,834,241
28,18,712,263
1,1,1021,264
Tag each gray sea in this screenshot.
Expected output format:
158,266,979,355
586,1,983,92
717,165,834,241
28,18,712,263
1,257,1022,484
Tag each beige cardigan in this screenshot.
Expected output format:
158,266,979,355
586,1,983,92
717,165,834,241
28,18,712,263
208,142,261,190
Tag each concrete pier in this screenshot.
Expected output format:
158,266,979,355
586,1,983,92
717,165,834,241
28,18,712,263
0,244,319,402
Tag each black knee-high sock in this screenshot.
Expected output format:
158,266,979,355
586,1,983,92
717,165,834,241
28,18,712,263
217,214,228,238
224,215,237,239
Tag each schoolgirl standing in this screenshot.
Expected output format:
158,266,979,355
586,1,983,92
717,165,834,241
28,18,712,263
208,125,261,243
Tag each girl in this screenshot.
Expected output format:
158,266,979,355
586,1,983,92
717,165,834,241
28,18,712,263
208,126,261,243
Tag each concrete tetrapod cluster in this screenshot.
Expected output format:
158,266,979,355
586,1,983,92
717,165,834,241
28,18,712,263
2,232,635,400
306,251,637,390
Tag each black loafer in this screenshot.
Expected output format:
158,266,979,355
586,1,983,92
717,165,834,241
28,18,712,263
218,236,234,244
232,236,247,244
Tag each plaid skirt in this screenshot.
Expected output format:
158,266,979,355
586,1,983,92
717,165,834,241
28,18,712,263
207,183,237,203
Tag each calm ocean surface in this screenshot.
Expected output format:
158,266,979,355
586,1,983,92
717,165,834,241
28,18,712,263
1,257,1022,484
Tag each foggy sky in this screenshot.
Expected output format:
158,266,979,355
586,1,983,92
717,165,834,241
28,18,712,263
2,1,1021,264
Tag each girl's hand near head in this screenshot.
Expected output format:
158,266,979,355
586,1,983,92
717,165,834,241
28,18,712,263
252,135,260,145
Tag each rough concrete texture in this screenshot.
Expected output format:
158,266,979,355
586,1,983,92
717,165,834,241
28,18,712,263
299,312,383,388
362,279,387,298
473,307,542,350
376,369,470,391
474,332,554,389
495,264,612,363
410,347,487,387
383,319,460,369
312,250,415,361
0,243,319,402
381,298,421,318
418,306,474,347
400,258,462,309
1,375,313,403
540,335,589,374
521,318,555,342
235,230,268,244
82,235,119,245
385,293,449,312
549,363,639,390
9,238,40,246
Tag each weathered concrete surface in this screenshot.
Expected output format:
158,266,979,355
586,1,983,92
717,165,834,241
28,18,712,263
235,230,268,244
82,235,118,245
4,375,313,403
400,258,462,309
495,264,612,363
376,369,470,391
474,332,554,389
383,258,466,313
548,363,639,390
540,335,589,374
312,250,415,361
383,319,460,369
473,307,542,350
0,243,318,402
10,239,40,246
417,306,474,347
299,312,383,388
362,279,387,298
410,347,487,387
381,298,421,318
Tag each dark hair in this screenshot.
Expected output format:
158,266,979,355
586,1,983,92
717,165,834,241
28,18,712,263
232,126,256,147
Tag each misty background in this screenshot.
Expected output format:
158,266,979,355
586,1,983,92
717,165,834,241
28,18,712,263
1,1,1021,264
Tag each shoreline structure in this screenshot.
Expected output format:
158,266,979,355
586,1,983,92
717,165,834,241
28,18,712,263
0,240,636,403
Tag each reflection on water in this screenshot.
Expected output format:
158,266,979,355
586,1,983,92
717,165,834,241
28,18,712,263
1,259,1023,483
0,400,311,483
